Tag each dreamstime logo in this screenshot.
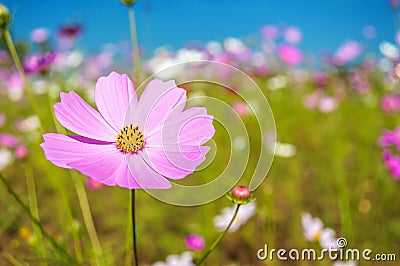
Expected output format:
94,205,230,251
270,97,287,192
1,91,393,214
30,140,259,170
124,60,276,206
257,237,397,262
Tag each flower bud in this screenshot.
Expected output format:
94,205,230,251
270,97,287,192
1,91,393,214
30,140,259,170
0,4,11,29
227,185,254,205
120,0,136,6
232,186,251,200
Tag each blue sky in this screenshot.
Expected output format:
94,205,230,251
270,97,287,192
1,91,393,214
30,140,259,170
3,0,398,57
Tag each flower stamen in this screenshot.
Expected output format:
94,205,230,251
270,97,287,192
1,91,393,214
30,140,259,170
116,125,145,153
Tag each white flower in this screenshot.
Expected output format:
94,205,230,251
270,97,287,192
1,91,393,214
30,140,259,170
152,251,194,266
333,260,357,266
301,213,338,249
274,142,296,158
17,115,41,132
214,202,256,232
0,148,14,171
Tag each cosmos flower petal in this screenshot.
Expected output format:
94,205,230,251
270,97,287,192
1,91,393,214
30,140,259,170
54,91,116,141
140,145,210,179
40,133,115,169
147,107,215,146
127,154,172,189
66,147,132,185
133,79,186,132
95,71,138,131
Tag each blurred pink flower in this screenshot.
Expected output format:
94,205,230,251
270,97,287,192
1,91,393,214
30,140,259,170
390,0,399,9
15,145,28,159
312,71,328,86
232,102,249,117
378,127,400,149
30,28,50,43
332,41,362,66
23,52,57,75
382,150,400,179
58,24,82,39
260,25,279,40
185,234,205,251
0,50,9,63
0,133,19,148
277,44,303,66
41,72,214,189
86,178,104,190
318,97,338,113
283,26,302,44
380,94,400,114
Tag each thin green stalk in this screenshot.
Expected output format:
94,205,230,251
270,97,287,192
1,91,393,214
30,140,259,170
2,28,44,133
0,172,76,264
125,190,138,266
1,250,27,266
196,204,241,266
132,190,138,266
24,165,46,263
71,172,105,265
128,4,141,83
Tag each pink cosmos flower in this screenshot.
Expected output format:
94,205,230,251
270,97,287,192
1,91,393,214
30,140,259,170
332,41,362,66
382,150,400,179
277,44,303,66
378,127,400,149
58,24,82,39
283,26,302,44
260,25,279,40
0,133,19,148
184,234,205,251
14,145,28,159
380,94,400,114
30,28,50,43
232,102,249,117
86,178,104,190
41,72,215,189
23,52,57,75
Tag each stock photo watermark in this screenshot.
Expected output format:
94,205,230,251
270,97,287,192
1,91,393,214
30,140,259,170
257,237,397,262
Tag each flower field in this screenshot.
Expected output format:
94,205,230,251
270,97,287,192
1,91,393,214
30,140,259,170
0,1,400,265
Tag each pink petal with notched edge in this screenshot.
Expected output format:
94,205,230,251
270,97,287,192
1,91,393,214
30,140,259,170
40,133,114,169
178,115,215,145
129,79,186,132
94,72,138,131
127,154,172,189
54,92,116,141
146,107,214,146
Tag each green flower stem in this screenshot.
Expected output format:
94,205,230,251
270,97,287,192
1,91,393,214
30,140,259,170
1,250,25,266
0,172,75,264
2,28,44,133
125,3,141,266
24,165,46,262
124,191,133,266
196,204,241,266
47,93,104,265
132,190,139,266
71,172,105,265
124,189,139,266
128,4,141,83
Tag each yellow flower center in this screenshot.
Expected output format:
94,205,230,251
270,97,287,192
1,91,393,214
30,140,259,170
116,125,145,153
312,231,321,241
